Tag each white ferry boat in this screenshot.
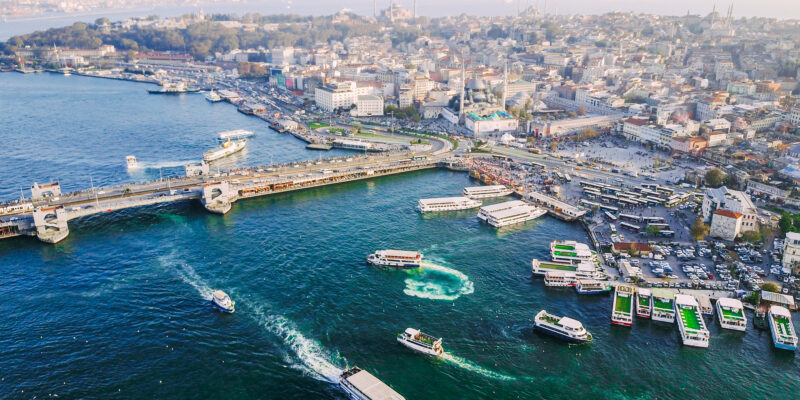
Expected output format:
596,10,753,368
339,367,405,400
534,310,593,344
550,240,596,265
716,298,747,332
768,306,798,351
126,155,138,169
463,185,513,199
675,294,710,348
205,90,223,102
203,139,247,162
543,271,577,287
486,204,546,228
211,290,235,313
366,250,422,268
575,279,612,294
396,328,443,356
636,289,652,319
476,200,527,221
611,285,634,326
217,129,254,141
651,289,676,323
417,196,481,213
148,81,199,94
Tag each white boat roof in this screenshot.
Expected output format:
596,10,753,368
418,196,474,205
218,129,253,138
479,200,526,212
487,205,536,219
379,250,420,258
717,297,743,309
212,290,228,300
675,294,699,306
637,288,651,296
771,305,791,317
558,317,583,330
345,370,406,400
464,185,508,192
404,328,420,336
651,288,675,299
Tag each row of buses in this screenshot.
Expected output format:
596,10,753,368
579,181,690,209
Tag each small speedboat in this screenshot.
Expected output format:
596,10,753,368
211,290,235,313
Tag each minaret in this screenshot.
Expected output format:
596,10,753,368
373,0,376,17
389,0,394,23
711,4,716,27
459,62,466,122
413,0,417,20
502,60,508,111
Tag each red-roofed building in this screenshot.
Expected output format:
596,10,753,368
709,209,743,241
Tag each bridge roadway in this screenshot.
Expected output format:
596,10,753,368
1,151,463,244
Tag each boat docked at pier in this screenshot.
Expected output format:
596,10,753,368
463,185,513,199
575,279,612,294
339,366,405,400
543,271,577,287
534,310,592,344
611,285,634,326
396,328,443,356
205,90,222,102
550,240,597,264
651,289,676,323
768,306,798,351
366,250,422,268
417,196,481,213
217,129,254,142
211,290,235,313
203,139,247,162
716,298,747,332
675,294,710,348
636,289,652,319
482,202,546,228
476,200,527,221
148,81,199,94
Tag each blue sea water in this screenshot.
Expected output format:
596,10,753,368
0,72,799,400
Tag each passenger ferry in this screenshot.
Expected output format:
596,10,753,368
611,285,634,326
417,196,482,213
716,298,747,332
217,129,254,142
485,204,546,228
366,250,422,268
203,139,247,162
339,366,406,400
636,289,652,319
550,240,596,264
675,294,710,348
575,279,612,294
396,328,444,356
211,290,235,313
205,90,223,102
463,185,513,199
768,306,798,351
476,200,527,221
148,81,199,94
651,289,676,323
533,310,593,344
543,271,577,287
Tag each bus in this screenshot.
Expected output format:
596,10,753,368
492,154,511,162
601,194,619,204
655,186,675,196
600,204,620,213
620,222,640,232
658,230,675,238
580,181,603,190
580,199,600,208
642,216,665,224
604,211,618,222
564,174,572,182
619,213,642,223
644,223,670,232
645,196,664,206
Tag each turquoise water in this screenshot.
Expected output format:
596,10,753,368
1,72,799,399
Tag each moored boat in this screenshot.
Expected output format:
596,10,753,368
651,289,676,323
463,184,513,199
543,271,577,287
417,196,482,213
396,328,443,356
575,279,612,294
675,294,709,348
203,139,247,162
636,289,652,319
485,204,546,228
205,90,223,102
339,366,405,400
716,298,747,332
211,290,235,313
476,200,526,221
533,310,592,344
366,250,422,268
768,305,798,351
550,240,596,265
611,285,634,326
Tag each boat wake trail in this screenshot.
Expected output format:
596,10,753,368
173,262,214,300
403,261,474,301
441,352,517,381
251,306,343,383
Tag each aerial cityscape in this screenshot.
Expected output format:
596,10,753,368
2,1,800,399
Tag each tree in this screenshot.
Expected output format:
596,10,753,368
741,230,762,243
779,213,794,234
704,168,726,188
690,218,710,241
761,282,780,293
577,106,586,116
646,225,662,236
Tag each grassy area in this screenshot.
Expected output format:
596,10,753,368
308,122,330,130
329,128,346,134
615,294,632,312
554,251,578,257
638,295,650,307
399,128,458,151
721,308,745,321
554,245,575,250
653,299,673,310
539,263,578,271
679,307,702,330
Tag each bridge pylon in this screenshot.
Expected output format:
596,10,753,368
32,206,69,244
202,181,234,214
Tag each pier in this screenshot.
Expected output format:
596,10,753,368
1,154,468,244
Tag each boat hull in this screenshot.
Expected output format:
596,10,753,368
396,337,442,356
610,319,632,327
533,323,591,344
366,257,419,269
211,300,235,313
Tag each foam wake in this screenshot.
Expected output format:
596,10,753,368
251,306,343,383
403,261,474,301
441,352,517,381
173,262,214,300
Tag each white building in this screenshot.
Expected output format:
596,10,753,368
314,82,357,113
350,95,384,117
709,209,743,241
465,110,518,138
702,186,758,232
782,232,800,272
789,107,800,126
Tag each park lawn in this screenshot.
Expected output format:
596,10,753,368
308,122,330,129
